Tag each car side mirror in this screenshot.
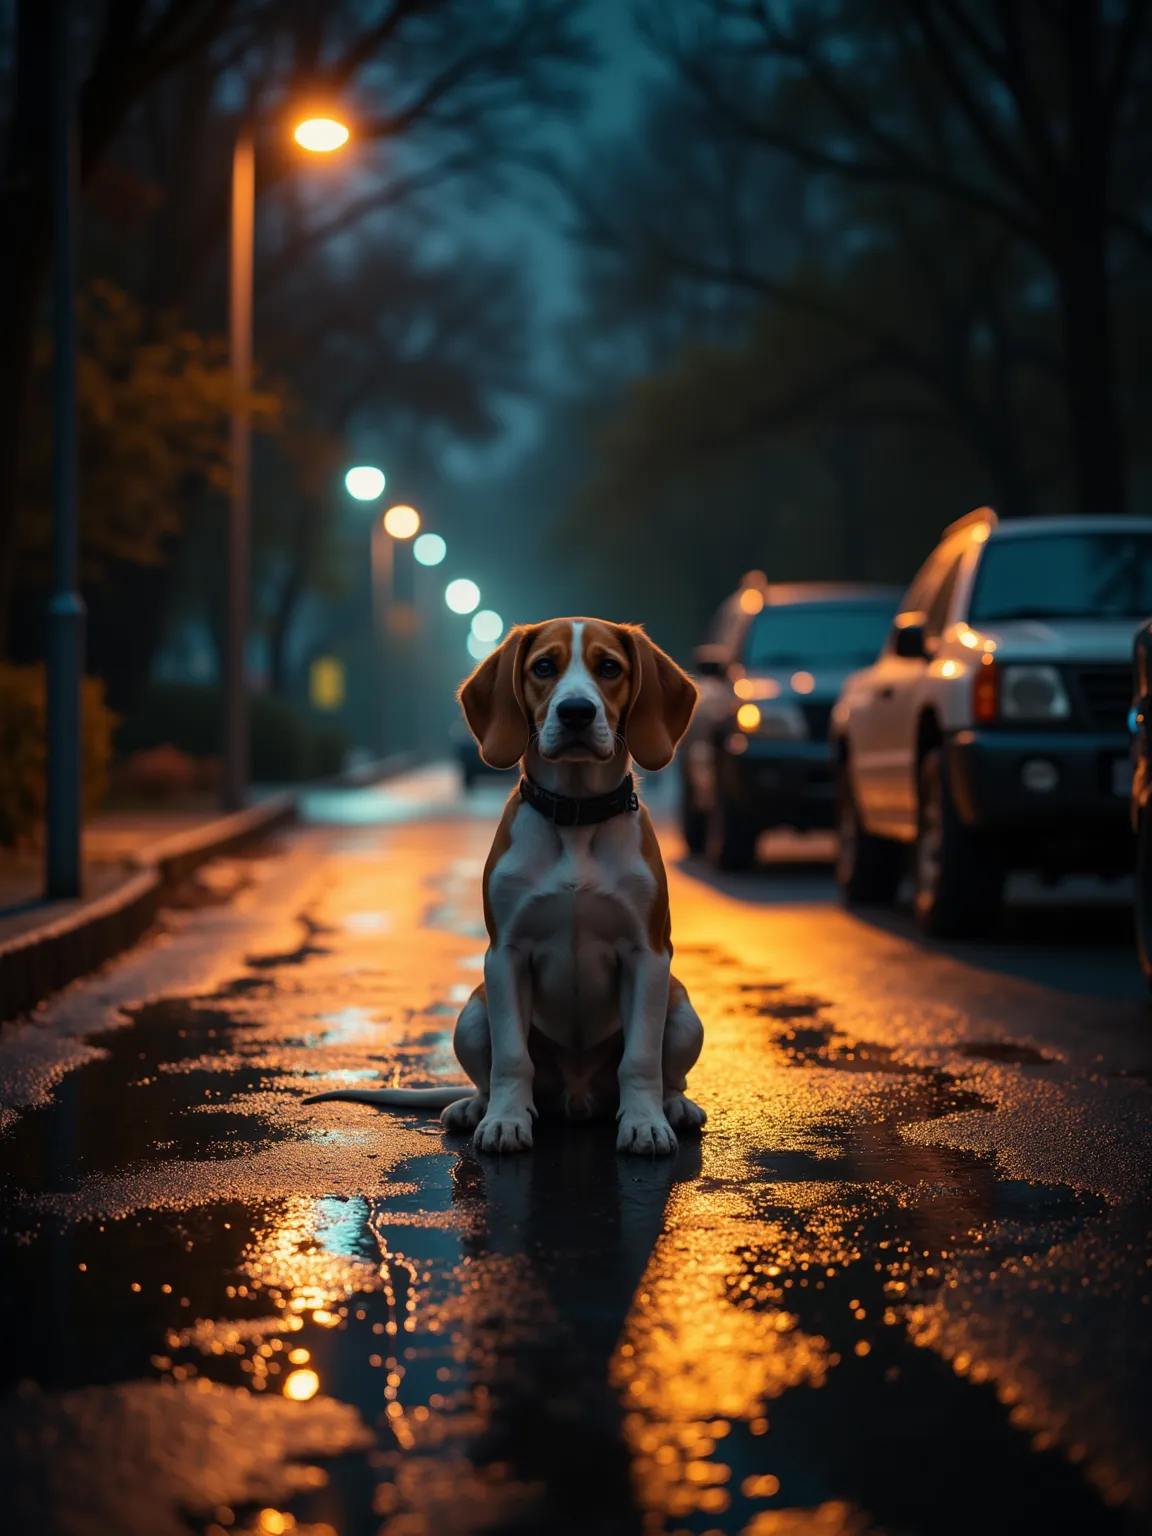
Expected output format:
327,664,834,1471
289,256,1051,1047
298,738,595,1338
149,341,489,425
893,617,927,660
693,644,730,679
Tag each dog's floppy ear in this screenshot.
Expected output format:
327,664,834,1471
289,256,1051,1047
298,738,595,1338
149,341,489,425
621,626,698,771
459,624,537,769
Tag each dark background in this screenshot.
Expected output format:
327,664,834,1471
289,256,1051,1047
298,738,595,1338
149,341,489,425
3,0,1151,762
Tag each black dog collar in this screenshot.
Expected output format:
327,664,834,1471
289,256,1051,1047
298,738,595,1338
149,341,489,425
518,773,639,827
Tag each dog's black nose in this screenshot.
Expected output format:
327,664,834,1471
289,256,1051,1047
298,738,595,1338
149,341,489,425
557,698,597,731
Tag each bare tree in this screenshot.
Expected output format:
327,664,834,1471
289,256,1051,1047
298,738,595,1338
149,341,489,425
646,0,1152,514
0,0,592,650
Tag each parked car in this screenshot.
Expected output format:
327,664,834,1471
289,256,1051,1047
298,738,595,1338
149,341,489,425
679,570,770,854
680,580,902,868
833,508,1152,937
1129,620,1152,987
451,718,509,790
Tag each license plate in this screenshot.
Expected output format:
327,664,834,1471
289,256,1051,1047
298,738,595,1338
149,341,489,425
1112,756,1135,796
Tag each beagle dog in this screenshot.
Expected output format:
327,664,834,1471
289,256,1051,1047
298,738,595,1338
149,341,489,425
306,618,706,1156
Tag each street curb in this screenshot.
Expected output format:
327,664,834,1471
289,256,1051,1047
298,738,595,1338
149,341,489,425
0,792,297,1025
316,750,421,790
0,751,428,1023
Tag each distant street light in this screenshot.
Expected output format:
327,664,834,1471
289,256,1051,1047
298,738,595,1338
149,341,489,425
294,117,351,153
223,108,350,811
413,532,447,567
383,504,420,540
467,633,497,661
345,465,386,502
445,578,481,615
470,609,503,643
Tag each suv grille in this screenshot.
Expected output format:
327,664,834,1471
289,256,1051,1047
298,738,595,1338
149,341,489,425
1070,665,1131,731
801,701,834,740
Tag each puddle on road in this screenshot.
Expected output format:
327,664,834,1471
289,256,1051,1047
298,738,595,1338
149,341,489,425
0,829,1147,1536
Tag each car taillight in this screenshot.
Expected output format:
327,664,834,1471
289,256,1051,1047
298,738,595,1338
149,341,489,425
973,656,999,723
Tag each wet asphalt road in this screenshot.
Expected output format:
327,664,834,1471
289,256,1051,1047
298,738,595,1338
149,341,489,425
1,765,1150,1536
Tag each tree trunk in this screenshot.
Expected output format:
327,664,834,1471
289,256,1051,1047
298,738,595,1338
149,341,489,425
267,564,304,697
1058,7,1126,514
1056,241,1125,514
266,495,321,697
0,3,55,654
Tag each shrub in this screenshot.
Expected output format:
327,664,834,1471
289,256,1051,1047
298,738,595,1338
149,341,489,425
0,664,115,847
117,683,347,784
111,744,200,800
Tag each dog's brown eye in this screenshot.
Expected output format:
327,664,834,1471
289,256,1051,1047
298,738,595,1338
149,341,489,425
599,658,622,678
531,656,557,678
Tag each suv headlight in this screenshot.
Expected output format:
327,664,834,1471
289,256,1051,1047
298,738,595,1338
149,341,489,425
735,701,809,739
999,664,1071,721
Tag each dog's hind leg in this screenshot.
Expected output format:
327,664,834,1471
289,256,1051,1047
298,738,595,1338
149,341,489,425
441,986,491,1132
662,976,706,1132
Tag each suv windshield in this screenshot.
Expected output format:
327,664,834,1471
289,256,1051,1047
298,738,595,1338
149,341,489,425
969,531,1152,622
743,603,895,671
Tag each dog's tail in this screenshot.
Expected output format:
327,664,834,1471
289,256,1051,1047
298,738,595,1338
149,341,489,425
302,1085,472,1109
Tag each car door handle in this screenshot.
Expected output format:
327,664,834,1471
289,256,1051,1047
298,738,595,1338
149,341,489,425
874,686,895,701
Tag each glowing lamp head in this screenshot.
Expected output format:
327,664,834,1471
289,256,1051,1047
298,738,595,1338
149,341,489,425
736,703,762,731
383,504,420,540
294,117,350,153
345,465,385,501
445,578,481,615
467,632,497,661
414,533,447,567
470,609,504,644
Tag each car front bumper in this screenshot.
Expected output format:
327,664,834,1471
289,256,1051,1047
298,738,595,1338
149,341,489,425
946,728,1133,864
717,737,834,829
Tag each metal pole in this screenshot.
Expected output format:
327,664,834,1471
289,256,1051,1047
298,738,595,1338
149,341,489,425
223,124,255,811
45,0,85,900
370,523,393,756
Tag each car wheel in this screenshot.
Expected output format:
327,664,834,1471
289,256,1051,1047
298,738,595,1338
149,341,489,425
680,773,708,856
1135,812,1152,991
835,761,904,906
707,788,759,872
914,746,1004,938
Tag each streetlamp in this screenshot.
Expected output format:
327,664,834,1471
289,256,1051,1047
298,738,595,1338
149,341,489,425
223,110,350,812
373,505,421,756
344,464,386,502
413,532,446,567
444,578,481,615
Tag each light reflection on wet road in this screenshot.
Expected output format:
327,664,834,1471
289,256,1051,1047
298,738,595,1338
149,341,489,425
1,765,1150,1536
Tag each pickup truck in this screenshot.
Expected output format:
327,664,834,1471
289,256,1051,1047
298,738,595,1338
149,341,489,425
832,509,1151,936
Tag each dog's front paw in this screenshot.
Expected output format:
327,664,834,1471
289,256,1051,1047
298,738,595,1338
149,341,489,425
664,1092,706,1131
473,1111,534,1153
442,1094,485,1132
617,1110,677,1156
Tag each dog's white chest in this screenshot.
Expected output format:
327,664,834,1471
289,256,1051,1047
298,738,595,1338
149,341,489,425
488,811,656,1048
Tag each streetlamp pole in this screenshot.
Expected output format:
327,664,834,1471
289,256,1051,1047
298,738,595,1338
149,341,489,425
223,122,255,811
46,0,85,900
370,518,393,756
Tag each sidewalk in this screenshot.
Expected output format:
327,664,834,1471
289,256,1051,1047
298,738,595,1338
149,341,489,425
0,794,296,1022
0,754,419,1023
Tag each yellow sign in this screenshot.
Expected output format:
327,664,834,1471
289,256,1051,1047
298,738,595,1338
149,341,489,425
309,656,344,711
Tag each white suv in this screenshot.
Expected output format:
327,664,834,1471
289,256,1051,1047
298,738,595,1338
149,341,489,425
831,509,1152,936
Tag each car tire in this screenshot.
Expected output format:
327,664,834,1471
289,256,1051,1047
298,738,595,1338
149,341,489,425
1135,811,1152,991
835,761,904,906
680,773,708,856
707,790,759,872
914,746,1004,938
